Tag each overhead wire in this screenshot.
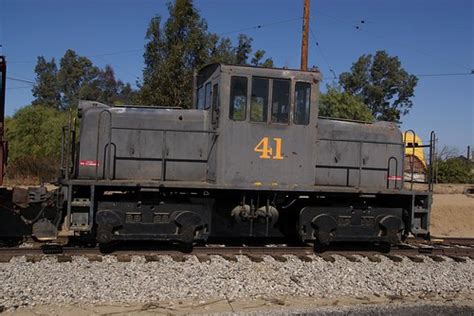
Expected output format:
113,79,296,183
6,76,35,84
308,26,337,79
314,10,472,72
219,16,302,36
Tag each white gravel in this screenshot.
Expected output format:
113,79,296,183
0,255,472,309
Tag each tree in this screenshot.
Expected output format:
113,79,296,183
437,157,473,184
139,0,211,108
339,50,418,122
32,50,136,109
251,49,274,68
208,35,235,64
319,86,374,121
57,49,100,109
235,34,252,65
139,0,273,107
5,105,69,182
32,57,61,109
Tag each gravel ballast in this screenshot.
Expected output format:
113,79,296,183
0,255,472,310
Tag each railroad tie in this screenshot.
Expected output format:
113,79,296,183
367,255,382,263
341,254,360,262
428,255,445,262
196,254,211,263
247,254,264,263
406,255,424,263
271,255,288,262
26,255,42,263
85,254,103,262
56,255,73,263
319,255,335,263
116,254,132,262
384,254,403,262
144,255,160,262
219,254,237,262
448,256,467,263
298,255,314,262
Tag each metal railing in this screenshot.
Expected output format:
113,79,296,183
403,130,436,191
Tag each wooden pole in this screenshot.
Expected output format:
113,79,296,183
300,0,310,71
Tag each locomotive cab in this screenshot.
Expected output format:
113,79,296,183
194,64,321,188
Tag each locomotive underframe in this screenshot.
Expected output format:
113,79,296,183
54,179,431,245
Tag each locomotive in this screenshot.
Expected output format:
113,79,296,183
1,62,435,247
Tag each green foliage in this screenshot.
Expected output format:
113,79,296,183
319,86,374,121
5,105,69,182
138,0,272,108
235,34,252,64
251,49,274,68
57,49,99,109
33,50,136,110
339,50,418,122
32,57,61,108
436,158,473,184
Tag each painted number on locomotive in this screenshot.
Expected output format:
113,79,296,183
254,137,284,160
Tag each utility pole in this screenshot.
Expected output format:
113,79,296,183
300,0,310,71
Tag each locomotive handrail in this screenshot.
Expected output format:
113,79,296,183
96,109,112,180
403,129,417,190
402,129,436,192
387,156,399,189
318,137,404,146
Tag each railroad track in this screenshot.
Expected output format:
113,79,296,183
0,237,472,263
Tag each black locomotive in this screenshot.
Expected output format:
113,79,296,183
1,63,435,247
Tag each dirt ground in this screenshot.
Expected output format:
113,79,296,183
6,293,474,315
429,184,474,237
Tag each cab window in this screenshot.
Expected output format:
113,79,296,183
229,76,247,120
211,84,219,126
271,79,290,124
294,82,311,125
204,82,211,109
250,77,269,122
197,85,205,109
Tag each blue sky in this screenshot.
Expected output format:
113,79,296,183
0,0,472,152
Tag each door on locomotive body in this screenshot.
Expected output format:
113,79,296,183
195,65,221,182
217,66,320,188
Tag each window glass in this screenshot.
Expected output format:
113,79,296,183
204,82,211,109
197,86,205,109
294,82,311,125
211,84,219,126
229,76,247,120
250,77,269,122
271,79,290,124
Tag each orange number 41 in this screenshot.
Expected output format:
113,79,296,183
254,137,284,160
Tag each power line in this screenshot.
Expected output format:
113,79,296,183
7,86,32,90
416,72,473,77
314,11,472,72
308,26,337,79
322,72,473,81
219,16,302,36
6,76,35,84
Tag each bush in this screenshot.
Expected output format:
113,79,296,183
436,157,473,184
5,105,69,183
